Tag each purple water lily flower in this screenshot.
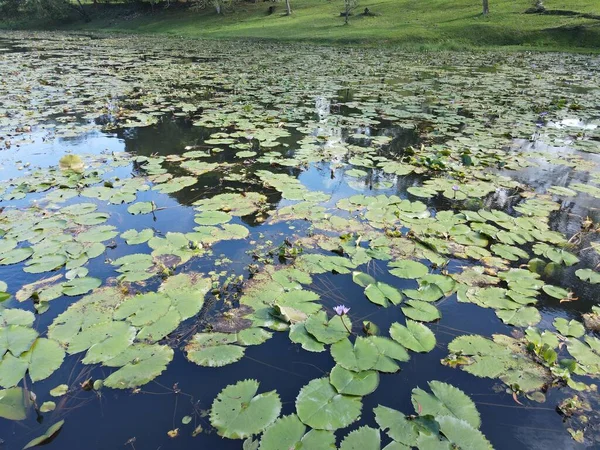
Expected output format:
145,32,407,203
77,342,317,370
334,305,350,316
452,185,460,192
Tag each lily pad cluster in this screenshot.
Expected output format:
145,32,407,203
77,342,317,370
0,31,599,449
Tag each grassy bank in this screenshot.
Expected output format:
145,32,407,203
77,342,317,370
3,0,600,50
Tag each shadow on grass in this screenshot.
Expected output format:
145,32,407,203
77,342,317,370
443,21,600,48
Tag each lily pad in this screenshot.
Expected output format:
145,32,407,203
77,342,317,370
553,318,585,338
401,301,441,322
411,381,481,428
210,379,281,439
296,377,362,431
23,420,64,449
104,344,173,389
259,414,335,450
390,320,436,353
389,260,428,279
0,387,27,420
339,426,380,450
330,365,379,396
305,311,350,344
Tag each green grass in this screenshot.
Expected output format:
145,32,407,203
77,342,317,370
4,0,600,50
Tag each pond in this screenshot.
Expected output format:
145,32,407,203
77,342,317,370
0,31,599,450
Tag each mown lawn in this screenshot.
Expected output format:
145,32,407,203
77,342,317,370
5,0,600,50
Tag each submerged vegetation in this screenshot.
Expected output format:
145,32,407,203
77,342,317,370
0,32,599,448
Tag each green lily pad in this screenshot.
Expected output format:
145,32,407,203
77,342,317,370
127,201,155,215
374,405,417,447
575,269,600,284
305,311,350,344
185,333,245,367
553,318,585,338
495,307,541,327
367,336,410,373
76,226,118,243
23,420,65,449
352,271,377,288
121,229,154,245
411,380,481,428
0,387,27,420
340,426,380,450
49,384,68,397
259,414,335,450
103,344,174,389
330,337,379,371
61,277,101,296
437,416,492,450
542,285,569,299
211,379,281,439
289,323,325,353
296,377,362,431
40,401,56,413
23,255,66,274
390,320,436,353
194,211,232,226
0,247,33,265
330,365,379,396
365,282,403,307
401,300,441,322
389,260,428,279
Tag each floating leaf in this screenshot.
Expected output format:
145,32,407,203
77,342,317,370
28,338,65,382
23,420,65,449
40,401,56,413
0,387,27,420
367,336,410,373
575,269,600,284
330,337,379,371
352,271,377,288
259,414,335,450
121,229,154,245
330,365,379,396
553,318,585,338
104,344,174,389
374,405,417,447
445,334,550,392
186,333,245,367
61,277,101,296
389,260,428,279
289,323,325,353
59,154,84,171
339,426,380,450
411,381,481,428
437,416,492,450
542,285,569,300
49,385,68,397
390,320,436,353
0,247,33,265
23,255,66,274
127,202,154,215
296,378,361,431
211,379,281,439
305,311,350,344
401,300,441,322
365,282,403,307
496,307,541,327
194,211,232,226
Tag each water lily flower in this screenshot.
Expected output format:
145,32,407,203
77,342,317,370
334,305,350,316
452,185,460,191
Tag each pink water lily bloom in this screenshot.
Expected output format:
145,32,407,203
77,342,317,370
334,305,350,316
